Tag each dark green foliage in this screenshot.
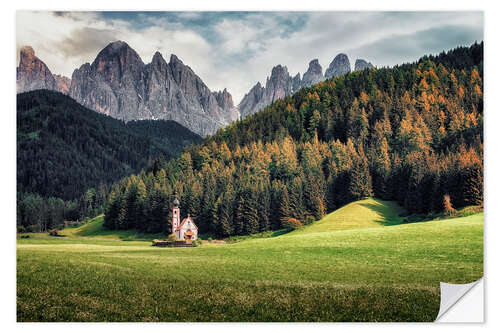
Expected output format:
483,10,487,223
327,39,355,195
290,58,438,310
17,90,201,201
215,192,234,237
462,164,483,206
17,192,78,232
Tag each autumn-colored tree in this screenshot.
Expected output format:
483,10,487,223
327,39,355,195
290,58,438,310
443,194,455,216
282,217,302,230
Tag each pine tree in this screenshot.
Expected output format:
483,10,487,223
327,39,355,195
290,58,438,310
462,164,483,206
234,192,246,235
215,191,234,237
279,187,292,228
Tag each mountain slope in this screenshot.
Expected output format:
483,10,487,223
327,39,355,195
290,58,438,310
17,90,201,200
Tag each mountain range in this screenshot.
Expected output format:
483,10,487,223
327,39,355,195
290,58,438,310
238,53,373,118
16,42,373,136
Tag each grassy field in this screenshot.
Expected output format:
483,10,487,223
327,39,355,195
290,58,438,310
16,198,483,322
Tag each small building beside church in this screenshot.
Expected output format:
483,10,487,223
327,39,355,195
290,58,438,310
171,198,198,244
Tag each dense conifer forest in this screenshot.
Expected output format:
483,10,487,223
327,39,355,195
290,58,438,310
103,42,483,237
16,90,201,230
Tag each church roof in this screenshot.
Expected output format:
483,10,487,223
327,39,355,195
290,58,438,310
175,215,198,231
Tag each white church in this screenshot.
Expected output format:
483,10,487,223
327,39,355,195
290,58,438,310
171,198,198,244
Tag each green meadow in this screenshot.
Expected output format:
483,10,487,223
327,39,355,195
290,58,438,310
16,198,483,322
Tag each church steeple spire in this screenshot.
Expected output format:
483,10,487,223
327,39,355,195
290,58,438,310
172,198,180,238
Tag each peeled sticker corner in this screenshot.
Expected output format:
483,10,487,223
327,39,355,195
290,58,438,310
435,278,483,322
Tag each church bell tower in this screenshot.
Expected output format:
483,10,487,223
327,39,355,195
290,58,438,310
172,198,180,238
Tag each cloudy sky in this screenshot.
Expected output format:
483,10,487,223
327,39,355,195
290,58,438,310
16,11,483,103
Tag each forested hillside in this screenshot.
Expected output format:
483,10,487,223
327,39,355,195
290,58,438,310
17,90,201,230
103,42,482,237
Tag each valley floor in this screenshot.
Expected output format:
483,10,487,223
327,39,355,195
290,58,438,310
16,199,483,322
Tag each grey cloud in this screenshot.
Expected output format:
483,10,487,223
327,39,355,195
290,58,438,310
347,24,484,67
53,27,120,59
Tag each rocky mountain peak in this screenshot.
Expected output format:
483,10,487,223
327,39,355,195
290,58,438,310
108,40,128,50
19,46,35,64
354,59,374,71
292,73,301,93
301,59,324,87
169,54,183,65
150,51,168,72
152,51,165,62
53,74,71,94
325,53,351,79
214,88,234,109
92,41,144,72
67,42,239,136
270,64,288,77
17,45,57,93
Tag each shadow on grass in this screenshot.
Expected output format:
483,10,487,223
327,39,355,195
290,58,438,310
225,228,292,243
358,199,407,226
270,229,290,237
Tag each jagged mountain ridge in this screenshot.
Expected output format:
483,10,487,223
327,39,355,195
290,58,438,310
238,53,374,118
17,41,239,137
17,42,374,134
68,41,238,137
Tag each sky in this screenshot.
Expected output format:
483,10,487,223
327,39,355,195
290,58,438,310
16,11,483,104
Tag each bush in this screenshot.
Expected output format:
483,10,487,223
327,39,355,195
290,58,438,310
282,217,302,230
167,233,177,242
17,225,26,233
207,237,213,242
192,239,200,247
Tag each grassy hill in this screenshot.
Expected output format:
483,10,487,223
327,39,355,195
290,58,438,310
17,200,483,322
291,198,407,235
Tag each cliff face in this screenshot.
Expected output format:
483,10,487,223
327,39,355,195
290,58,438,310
354,59,374,71
238,65,296,119
53,74,71,94
68,41,239,136
325,53,351,79
240,53,365,118
301,59,324,88
16,46,58,93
